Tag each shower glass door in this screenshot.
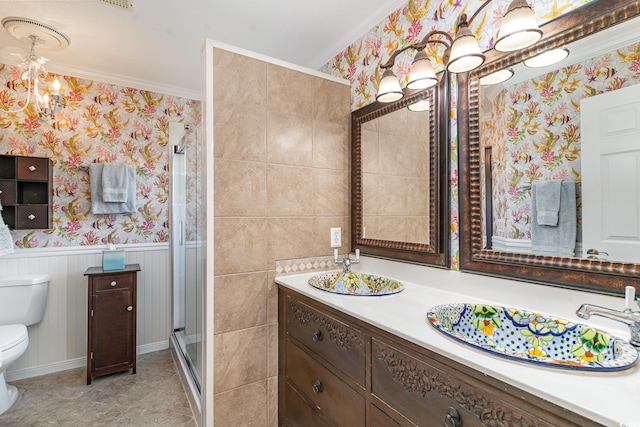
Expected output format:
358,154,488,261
171,122,202,390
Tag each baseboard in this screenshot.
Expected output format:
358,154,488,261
6,340,169,382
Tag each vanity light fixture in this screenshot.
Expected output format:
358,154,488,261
1,17,70,120
524,47,570,68
407,99,431,112
448,0,541,73
376,30,452,103
479,68,514,86
377,0,541,102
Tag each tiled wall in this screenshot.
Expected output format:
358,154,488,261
362,106,430,244
212,47,350,426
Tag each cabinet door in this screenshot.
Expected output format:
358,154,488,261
92,289,134,374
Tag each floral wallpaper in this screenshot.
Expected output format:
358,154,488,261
321,0,592,269
0,63,201,249
483,40,640,241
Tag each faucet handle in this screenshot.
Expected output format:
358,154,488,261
625,286,636,311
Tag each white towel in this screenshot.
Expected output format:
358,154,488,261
0,200,14,256
102,163,129,202
90,164,136,214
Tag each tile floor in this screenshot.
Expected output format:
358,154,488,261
0,350,196,426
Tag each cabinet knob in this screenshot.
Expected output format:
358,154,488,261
312,380,322,394
443,407,461,427
312,329,323,342
0,190,2,195
127,306,133,312
28,165,36,172
27,214,36,220
110,281,117,287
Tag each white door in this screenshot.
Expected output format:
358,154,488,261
581,84,640,263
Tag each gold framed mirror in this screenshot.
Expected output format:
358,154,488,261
351,74,449,266
459,0,640,294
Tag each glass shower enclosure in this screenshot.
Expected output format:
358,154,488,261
170,121,203,396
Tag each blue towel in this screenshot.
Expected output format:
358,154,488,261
90,164,136,214
102,163,129,202
531,180,577,256
535,180,562,226
0,200,14,256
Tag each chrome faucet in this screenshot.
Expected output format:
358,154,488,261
334,249,360,273
576,286,640,347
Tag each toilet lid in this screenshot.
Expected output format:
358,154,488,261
0,324,28,352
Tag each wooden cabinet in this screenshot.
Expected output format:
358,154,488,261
84,264,140,385
0,154,53,230
278,286,604,427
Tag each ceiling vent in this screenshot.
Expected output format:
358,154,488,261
2,17,70,49
95,0,133,11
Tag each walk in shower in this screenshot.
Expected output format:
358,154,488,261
170,121,203,405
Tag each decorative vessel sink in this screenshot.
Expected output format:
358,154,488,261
308,272,403,296
427,303,638,371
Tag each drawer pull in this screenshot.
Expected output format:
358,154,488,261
443,407,461,427
110,281,117,287
312,380,322,394
312,329,323,342
127,306,133,312
27,214,36,220
0,190,2,195
28,165,36,172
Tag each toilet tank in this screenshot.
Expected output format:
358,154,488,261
0,274,50,326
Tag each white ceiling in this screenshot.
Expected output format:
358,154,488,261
0,0,405,98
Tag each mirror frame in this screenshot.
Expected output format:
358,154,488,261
459,0,640,294
351,74,450,266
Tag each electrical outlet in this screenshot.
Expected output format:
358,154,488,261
330,227,341,248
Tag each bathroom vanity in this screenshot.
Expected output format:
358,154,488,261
277,260,639,426
84,264,140,385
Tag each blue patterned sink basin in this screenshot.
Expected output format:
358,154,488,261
308,272,403,296
427,303,638,371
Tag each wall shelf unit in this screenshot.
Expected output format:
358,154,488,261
0,154,53,230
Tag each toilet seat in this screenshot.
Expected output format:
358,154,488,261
0,325,28,352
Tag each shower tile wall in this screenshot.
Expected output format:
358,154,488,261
212,47,350,426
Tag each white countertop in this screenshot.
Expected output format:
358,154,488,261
275,256,640,427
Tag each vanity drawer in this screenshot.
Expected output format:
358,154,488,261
283,383,331,427
371,338,560,427
370,404,406,427
93,273,135,292
285,295,365,386
286,340,365,427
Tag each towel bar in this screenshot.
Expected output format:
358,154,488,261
77,164,151,175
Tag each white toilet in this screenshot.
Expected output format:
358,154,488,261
0,274,50,415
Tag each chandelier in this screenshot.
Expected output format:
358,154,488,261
1,17,71,119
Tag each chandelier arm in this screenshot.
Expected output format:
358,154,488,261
419,30,454,47
382,30,454,70
466,0,494,27
2,64,34,115
381,44,421,69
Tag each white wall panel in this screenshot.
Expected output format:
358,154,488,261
0,244,170,380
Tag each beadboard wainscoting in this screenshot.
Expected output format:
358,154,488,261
0,244,171,382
